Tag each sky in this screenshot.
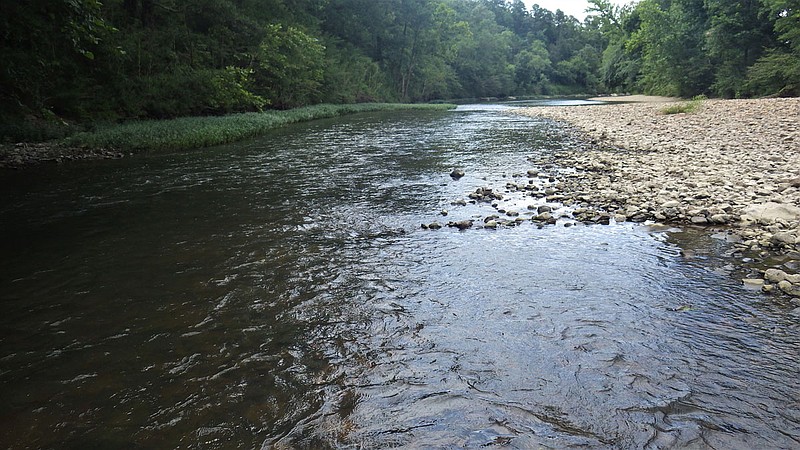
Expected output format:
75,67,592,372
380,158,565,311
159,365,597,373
522,0,635,21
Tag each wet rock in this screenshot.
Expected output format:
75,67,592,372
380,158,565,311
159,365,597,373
690,216,708,225
427,222,442,230
778,280,800,297
484,220,498,229
450,168,465,179
469,187,503,202
537,205,553,214
450,198,467,206
447,220,473,230
764,268,787,283
742,278,765,288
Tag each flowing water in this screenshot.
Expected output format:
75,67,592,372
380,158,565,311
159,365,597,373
1,103,798,449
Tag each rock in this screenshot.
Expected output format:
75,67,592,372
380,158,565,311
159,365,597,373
450,168,465,179
662,200,681,208
778,280,800,297
764,268,788,283
533,212,553,222
537,205,553,214
771,232,798,246
742,202,800,224
690,216,708,225
447,220,473,230
440,210,449,216
709,214,730,224
742,278,765,288
786,273,800,284
451,199,467,206
484,220,498,229
427,222,442,230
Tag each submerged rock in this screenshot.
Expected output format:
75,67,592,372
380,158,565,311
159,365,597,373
450,168,466,179
447,219,473,230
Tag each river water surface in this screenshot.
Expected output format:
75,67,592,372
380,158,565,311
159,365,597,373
1,103,799,449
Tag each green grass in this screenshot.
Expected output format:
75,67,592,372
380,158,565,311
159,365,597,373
64,103,455,152
660,95,707,115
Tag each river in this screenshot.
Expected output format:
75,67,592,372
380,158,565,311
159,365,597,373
1,102,798,449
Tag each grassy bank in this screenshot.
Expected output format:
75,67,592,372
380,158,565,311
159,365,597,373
65,103,455,153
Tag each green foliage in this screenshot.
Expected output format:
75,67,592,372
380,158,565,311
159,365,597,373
629,0,713,97
0,116,80,144
64,103,455,152
515,41,552,94
4,0,799,135
660,95,707,114
0,0,114,117
746,50,800,96
253,24,326,109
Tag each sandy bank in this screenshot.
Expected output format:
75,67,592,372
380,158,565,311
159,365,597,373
516,97,800,295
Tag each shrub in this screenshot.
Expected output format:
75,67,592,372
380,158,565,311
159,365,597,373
660,95,707,115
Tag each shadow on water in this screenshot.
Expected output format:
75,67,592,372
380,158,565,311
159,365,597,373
0,106,798,449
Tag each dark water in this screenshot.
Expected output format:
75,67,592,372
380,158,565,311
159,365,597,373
1,104,798,449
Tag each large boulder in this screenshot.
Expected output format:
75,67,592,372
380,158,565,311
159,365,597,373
741,202,800,224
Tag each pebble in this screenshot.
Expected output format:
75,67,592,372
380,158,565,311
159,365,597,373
513,97,800,298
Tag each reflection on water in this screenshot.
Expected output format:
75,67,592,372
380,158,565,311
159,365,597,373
0,107,798,449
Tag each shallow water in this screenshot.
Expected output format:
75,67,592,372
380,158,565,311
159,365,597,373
1,104,798,449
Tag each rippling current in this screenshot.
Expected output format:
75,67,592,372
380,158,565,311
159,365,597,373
1,103,798,449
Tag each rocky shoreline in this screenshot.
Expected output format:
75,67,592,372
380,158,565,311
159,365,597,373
513,97,800,297
0,142,124,169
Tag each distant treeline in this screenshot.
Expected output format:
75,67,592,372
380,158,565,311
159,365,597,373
1,0,798,126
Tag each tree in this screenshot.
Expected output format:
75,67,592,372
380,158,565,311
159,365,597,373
628,0,713,97
0,0,115,118
746,0,800,96
705,0,774,97
515,40,552,94
252,24,326,108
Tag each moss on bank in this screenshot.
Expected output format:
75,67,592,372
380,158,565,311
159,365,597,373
65,103,455,153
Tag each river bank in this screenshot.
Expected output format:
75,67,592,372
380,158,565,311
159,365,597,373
516,97,800,296
0,103,454,170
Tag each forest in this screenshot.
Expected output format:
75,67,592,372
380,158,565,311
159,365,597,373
1,0,798,135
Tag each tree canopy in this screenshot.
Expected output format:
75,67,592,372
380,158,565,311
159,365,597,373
1,0,798,127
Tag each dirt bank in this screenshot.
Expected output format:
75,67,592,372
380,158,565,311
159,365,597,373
516,97,800,295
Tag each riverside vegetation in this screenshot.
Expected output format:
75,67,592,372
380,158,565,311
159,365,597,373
0,103,453,168
2,0,799,147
